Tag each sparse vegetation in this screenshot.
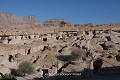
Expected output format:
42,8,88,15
0,73,16,80
70,48,86,61
17,61,34,76
57,48,86,62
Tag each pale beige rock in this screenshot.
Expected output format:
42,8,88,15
31,47,37,53
30,35,35,39
9,39,21,44
0,66,11,75
49,67,57,76
16,36,22,40
0,13,120,79
38,45,45,51
8,49,18,55
1,60,17,69
2,40,8,44
18,48,26,55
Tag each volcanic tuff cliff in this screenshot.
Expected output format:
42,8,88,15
0,13,120,80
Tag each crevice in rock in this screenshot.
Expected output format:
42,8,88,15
105,36,111,41
99,44,108,50
72,43,80,48
116,55,120,61
116,43,119,45
57,62,73,73
33,56,39,63
58,46,67,53
107,55,112,59
27,48,31,55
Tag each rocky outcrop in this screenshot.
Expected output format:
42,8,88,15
0,13,120,79
0,13,42,28
0,65,11,75
43,18,71,27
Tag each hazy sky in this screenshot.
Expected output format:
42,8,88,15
0,0,120,24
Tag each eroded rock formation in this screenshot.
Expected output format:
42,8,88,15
0,13,120,79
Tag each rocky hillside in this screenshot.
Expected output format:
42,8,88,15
0,13,120,80
0,13,72,28
0,13,43,28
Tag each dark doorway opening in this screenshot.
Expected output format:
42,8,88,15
42,69,48,79
9,55,13,62
99,44,108,50
105,36,111,41
93,59,103,74
73,33,77,36
116,55,120,61
28,36,31,39
43,38,47,41
8,39,11,42
56,36,59,40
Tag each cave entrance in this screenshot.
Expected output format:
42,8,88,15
93,59,103,74
9,55,13,62
116,55,120,61
28,36,31,39
99,44,108,50
43,38,47,41
8,39,11,42
42,69,48,79
56,36,59,40
105,36,111,41
73,33,77,36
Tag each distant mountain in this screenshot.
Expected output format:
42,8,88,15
0,13,71,28
0,13,43,28
43,18,71,27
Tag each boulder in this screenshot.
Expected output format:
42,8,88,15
49,67,57,76
30,35,35,39
111,36,120,43
22,36,26,39
1,59,17,68
38,45,45,51
18,48,26,55
9,39,21,44
8,49,18,55
0,66,11,75
0,51,9,56
16,36,22,40
2,40,8,44
31,47,38,53
62,48,71,55
62,62,86,72
94,44,103,51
